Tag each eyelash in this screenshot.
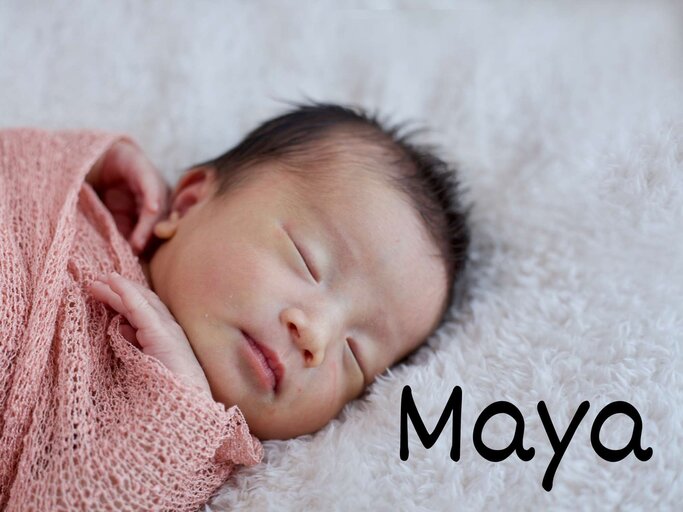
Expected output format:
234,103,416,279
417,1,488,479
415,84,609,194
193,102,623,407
347,338,364,378
293,240,318,282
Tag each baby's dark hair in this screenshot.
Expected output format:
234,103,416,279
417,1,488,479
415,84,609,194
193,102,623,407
190,100,470,334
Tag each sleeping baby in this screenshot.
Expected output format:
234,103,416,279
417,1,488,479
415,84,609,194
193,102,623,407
87,101,471,442
0,102,468,509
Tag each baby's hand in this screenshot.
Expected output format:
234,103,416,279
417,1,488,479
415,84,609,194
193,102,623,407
87,139,171,255
88,272,212,397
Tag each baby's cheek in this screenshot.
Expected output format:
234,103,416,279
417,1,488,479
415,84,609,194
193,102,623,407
299,362,339,406
194,259,243,304
328,360,340,404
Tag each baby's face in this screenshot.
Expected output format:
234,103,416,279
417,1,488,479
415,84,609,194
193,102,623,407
144,160,447,440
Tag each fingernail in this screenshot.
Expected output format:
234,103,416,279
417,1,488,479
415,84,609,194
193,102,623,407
151,200,159,212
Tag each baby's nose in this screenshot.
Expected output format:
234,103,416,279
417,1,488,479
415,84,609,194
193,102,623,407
280,307,330,368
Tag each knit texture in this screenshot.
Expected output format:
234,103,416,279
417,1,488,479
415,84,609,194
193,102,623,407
0,128,263,511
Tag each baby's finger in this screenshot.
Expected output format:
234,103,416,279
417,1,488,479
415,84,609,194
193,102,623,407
132,162,163,214
110,272,171,318
88,280,126,314
129,207,162,252
105,272,160,330
96,273,173,328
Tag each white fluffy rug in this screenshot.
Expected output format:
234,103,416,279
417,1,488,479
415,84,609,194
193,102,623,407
2,1,681,510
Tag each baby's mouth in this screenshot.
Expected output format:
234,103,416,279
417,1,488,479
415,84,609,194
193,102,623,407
242,330,284,393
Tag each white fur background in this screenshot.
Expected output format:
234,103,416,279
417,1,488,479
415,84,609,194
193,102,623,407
1,1,681,510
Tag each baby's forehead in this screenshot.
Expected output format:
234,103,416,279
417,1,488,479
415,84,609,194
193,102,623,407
286,155,442,289
280,136,405,199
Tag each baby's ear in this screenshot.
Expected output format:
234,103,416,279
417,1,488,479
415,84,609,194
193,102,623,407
169,166,217,218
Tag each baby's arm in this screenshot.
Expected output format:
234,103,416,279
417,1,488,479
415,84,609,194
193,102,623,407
88,272,212,397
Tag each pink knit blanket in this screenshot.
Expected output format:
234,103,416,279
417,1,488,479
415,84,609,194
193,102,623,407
0,128,263,511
